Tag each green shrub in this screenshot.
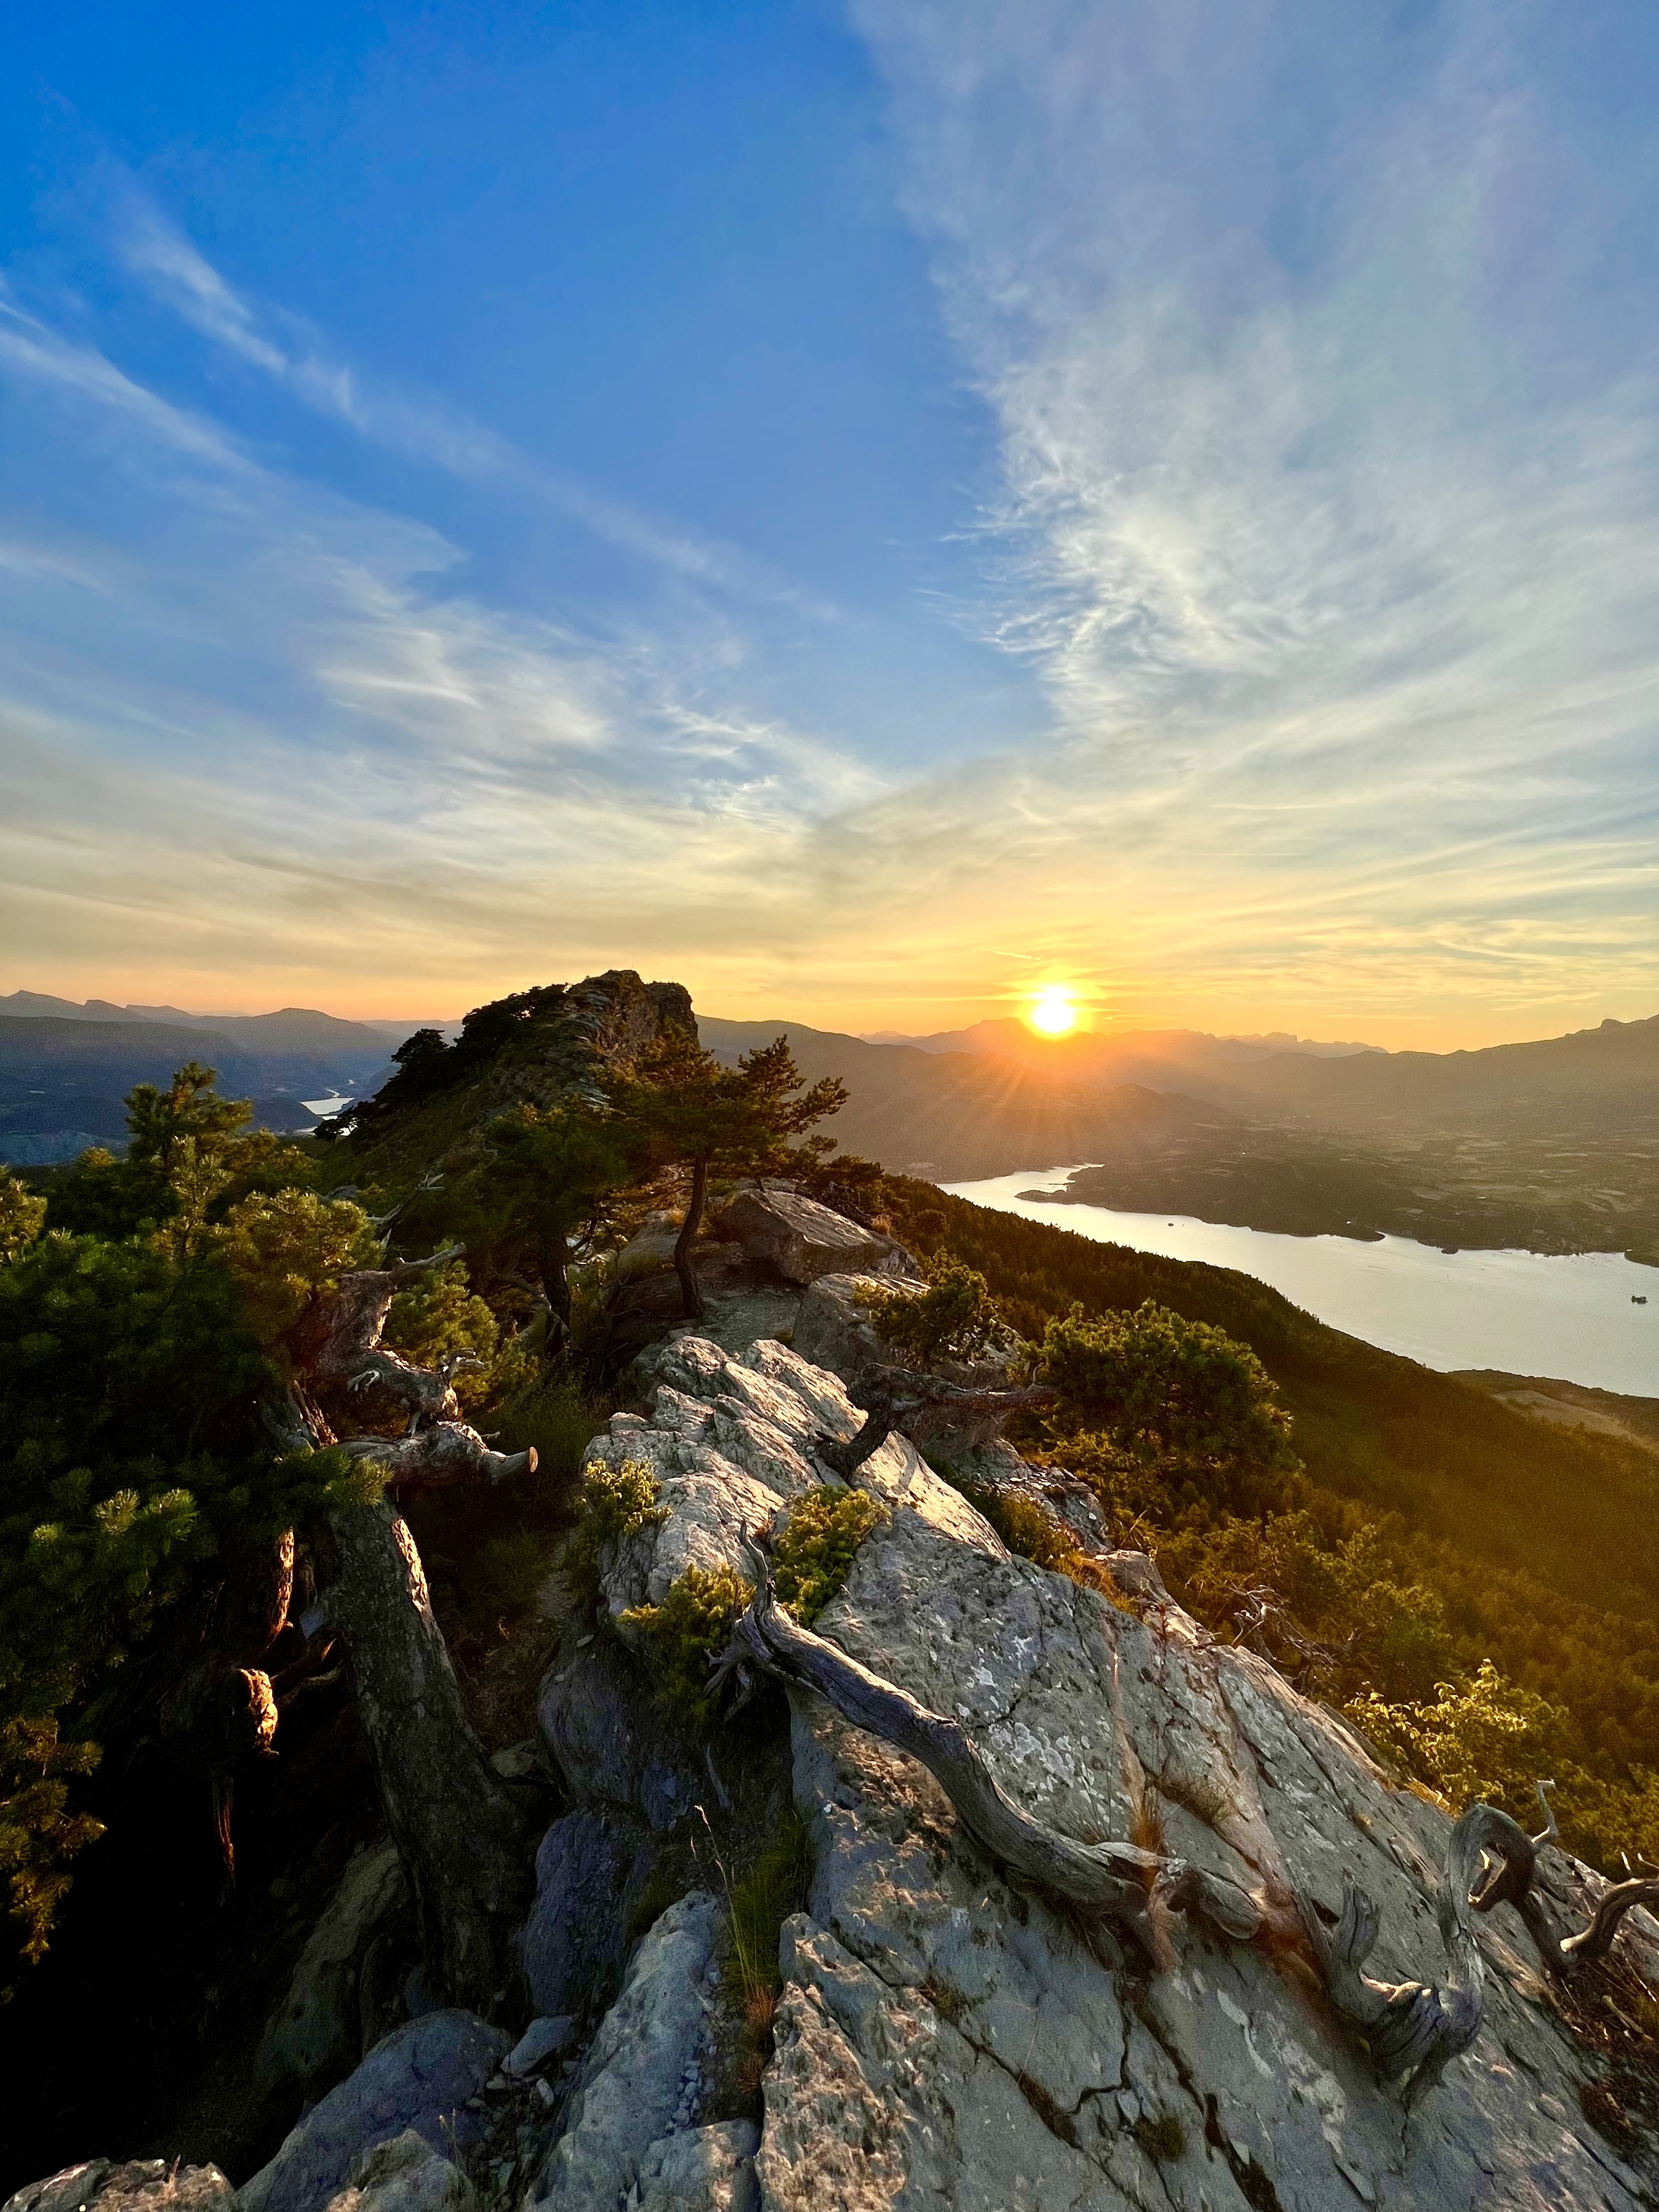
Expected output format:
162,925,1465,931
857,1257,1001,1370
476,1532,549,1616
771,1487,886,1627
620,1564,753,1728
493,1375,608,1485
933,1462,1084,1579
1346,1660,1568,1818
1037,1300,1295,1470
0,1177,46,1265
383,1259,522,1412
565,1458,668,1601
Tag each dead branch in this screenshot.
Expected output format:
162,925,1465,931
1298,1802,1507,2106
341,1423,537,1492
291,1247,467,1427
820,1370,1058,1480
713,1536,1261,1955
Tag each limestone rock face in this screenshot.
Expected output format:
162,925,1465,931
3,2168,236,2212
257,1841,410,2097
788,1273,924,1383
581,1335,995,1632
718,1189,904,1288
320,2134,475,2212
759,1491,1659,2211
516,1807,654,2022
537,1626,702,1832
239,2012,510,2212
563,1329,1657,2211
635,2123,760,2212
530,1894,724,2210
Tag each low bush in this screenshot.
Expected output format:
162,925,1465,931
771,1486,886,1627
620,1564,753,1727
565,1457,668,1602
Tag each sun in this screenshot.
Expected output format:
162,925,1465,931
1026,985,1079,1037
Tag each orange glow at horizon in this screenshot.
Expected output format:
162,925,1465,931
1025,985,1080,1036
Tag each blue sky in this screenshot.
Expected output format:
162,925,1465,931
3,0,1657,1042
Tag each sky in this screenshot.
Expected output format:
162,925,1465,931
2,0,1658,1048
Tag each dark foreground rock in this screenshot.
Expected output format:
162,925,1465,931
239,2012,509,2212
2,2168,236,2212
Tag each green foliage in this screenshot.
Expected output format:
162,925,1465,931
0,1216,371,1975
493,1375,610,1486
1038,1300,1295,1470
383,1259,524,1411
123,1061,250,1175
0,1177,46,1265
1348,1661,1568,1818
858,1257,1000,1371
608,1032,848,1190
620,1564,753,1729
771,1486,886,1627
565,1458,669,1601
44,1073,315,1246
725,1809,811,2012
946,1477,1079,1576
43,1147,172,1242
462,1102,637,1311
213,1188,379,1350
1159,1510,1457,1702
475,1533,550,1617
1,1718,104,1982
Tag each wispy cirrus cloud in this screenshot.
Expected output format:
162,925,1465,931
836,0,1659,1030
116,198,837,613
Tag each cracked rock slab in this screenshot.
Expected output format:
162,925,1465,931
530,1893,723,2212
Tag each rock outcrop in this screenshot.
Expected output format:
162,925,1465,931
240,2012,510,2212
531,1894,726,2210
2,2169,236,2212
568,1326,1659,2209
13,1207,1655,2212
716,1188,907,1288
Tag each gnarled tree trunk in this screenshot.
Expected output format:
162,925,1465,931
323,1496,534,2015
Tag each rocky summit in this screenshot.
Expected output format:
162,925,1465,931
6,1189,1657,2212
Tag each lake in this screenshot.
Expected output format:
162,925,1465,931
941,1166,1659,1397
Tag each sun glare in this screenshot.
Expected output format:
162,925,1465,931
1026,986,1079,1037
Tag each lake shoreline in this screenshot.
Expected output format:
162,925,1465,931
1017,1175,1659,1268
946,1165,1659,1397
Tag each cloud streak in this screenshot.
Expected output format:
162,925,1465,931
838,0,1659,1029
5,13,1659,1041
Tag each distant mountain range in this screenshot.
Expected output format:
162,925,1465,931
0,996,442,1164
865,1019,1383,1062
701,1011,1659,1260
7,987,1657,1259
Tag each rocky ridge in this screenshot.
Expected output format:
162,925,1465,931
9,1194,1657,2212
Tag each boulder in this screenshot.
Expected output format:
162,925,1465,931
718,1189,903,1288
791,1272,1019,1393
257,1842,410,2097
530,1893,723,2210
788,1273,918,1383
319,2135,473,2212
238,2012,510,2212
4,2169,235,2212
635,2123,760,2212
537,1633,702,1831
516,1806,654,2020
504,2017,583,2079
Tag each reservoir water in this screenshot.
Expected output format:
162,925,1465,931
942,1166,1659,1397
